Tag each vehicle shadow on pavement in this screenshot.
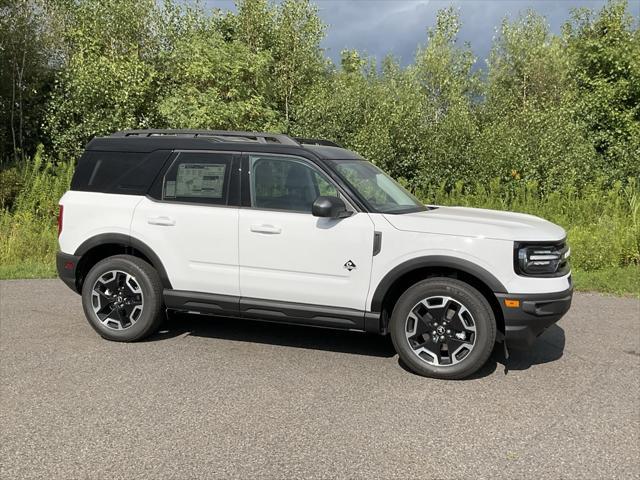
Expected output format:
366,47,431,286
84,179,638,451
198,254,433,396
501,324,566,371
149,313,565,373
478,324,566,379
149,312,397,358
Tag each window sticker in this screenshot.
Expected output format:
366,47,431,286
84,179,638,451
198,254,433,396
165,180,176,198
175,163,226,198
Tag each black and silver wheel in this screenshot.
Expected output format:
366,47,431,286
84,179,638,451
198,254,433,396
81,255,164,341
390,277,496,379
91,270,144,330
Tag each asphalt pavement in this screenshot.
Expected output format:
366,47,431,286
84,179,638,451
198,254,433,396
1,279,639,479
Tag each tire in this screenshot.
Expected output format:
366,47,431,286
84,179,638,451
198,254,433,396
390,277,496,379
81,254,164,342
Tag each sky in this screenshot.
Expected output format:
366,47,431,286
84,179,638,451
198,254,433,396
207,0,639,68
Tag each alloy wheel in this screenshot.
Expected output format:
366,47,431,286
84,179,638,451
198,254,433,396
91,270,144,331
405,296,476,367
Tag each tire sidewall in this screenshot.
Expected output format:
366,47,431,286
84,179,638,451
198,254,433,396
390,278,496,379
81,256,162,341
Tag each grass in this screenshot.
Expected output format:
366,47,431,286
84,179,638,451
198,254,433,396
571,265,639,297
0,260,56,280
1,150,638,297
1,148,73,281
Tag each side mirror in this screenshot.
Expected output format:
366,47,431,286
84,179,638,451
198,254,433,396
312,196,352,218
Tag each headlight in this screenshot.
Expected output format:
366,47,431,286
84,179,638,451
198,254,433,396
514,241,570,277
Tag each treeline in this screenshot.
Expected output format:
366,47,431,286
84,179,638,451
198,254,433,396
0,0,638,288
1,0,638,195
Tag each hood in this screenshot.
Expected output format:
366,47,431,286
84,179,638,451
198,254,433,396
383,206,566,242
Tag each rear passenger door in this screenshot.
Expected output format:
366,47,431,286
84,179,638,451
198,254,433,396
132,151,240,296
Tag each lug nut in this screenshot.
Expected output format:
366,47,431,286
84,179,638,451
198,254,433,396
440,336,445,341
446,329,451,334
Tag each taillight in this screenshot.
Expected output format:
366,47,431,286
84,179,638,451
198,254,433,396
57,205,63,237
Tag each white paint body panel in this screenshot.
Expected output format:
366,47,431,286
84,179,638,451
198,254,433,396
131,197,239,296
239,210,375,310
367,210,571,311
384,205,566,241
58,191,142,254
59,191,571,312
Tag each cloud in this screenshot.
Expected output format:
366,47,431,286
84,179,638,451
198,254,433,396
205,0,618,67
316,0,613,67
316,0,435,63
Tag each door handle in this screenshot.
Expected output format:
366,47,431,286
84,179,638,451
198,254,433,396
250,224,282,234
147,216,176,226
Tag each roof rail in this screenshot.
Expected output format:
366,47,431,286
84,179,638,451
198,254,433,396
294,137,342,148
111,129,300,146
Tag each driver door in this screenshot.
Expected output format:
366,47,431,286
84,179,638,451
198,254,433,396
238,153,375,314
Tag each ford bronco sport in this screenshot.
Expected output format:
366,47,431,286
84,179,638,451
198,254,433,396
57,130,573,379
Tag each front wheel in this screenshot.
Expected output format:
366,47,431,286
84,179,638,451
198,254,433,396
390,278,496,379
81,255,164,342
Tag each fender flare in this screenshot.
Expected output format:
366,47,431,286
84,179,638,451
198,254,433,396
370,255,507,312
74,233,172,289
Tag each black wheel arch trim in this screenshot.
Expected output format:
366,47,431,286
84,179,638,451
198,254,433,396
74,233,173,289
370,255,508,313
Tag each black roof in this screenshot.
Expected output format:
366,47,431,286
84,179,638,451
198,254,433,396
86,129,363,160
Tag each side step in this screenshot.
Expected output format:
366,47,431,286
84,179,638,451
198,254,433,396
163,289,379,332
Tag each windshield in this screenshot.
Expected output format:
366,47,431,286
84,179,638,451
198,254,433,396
329,160,426,214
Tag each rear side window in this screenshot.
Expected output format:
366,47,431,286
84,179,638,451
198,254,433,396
71,150,170,194
161,152,233,205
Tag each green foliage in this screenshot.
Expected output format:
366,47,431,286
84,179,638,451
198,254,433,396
0,0,55,163
0,146,73,273
44,0,160,159
572,266,639,297
0,166,24,209
294,3,639,194
0,0,638,294
156,25,280,130
268,0,326,128
565,0,640,182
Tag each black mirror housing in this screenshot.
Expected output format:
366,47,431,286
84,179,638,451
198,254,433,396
312,196,352,218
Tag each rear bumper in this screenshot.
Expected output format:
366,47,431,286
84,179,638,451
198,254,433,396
56,251,80,293
495,286,573,348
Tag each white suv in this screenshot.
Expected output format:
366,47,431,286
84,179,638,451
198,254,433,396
57,130,573,379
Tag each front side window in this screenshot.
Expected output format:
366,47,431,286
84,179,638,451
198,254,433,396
328,160,425,214
162,152,232,204
250,155,337,212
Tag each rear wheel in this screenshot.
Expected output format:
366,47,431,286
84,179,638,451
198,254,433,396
390,277,496,379
81,255,164,341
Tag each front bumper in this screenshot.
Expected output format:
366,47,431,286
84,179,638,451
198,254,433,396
495,286,573,348
56,251,81,293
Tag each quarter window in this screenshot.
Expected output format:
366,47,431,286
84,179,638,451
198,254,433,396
162,152,232,204
249,155,338,212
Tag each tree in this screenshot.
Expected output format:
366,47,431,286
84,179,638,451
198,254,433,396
156,22,281,130
0,0,54,163
270,0,326,129
477,10,600,190
408,7,479,190
565,0,640,181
